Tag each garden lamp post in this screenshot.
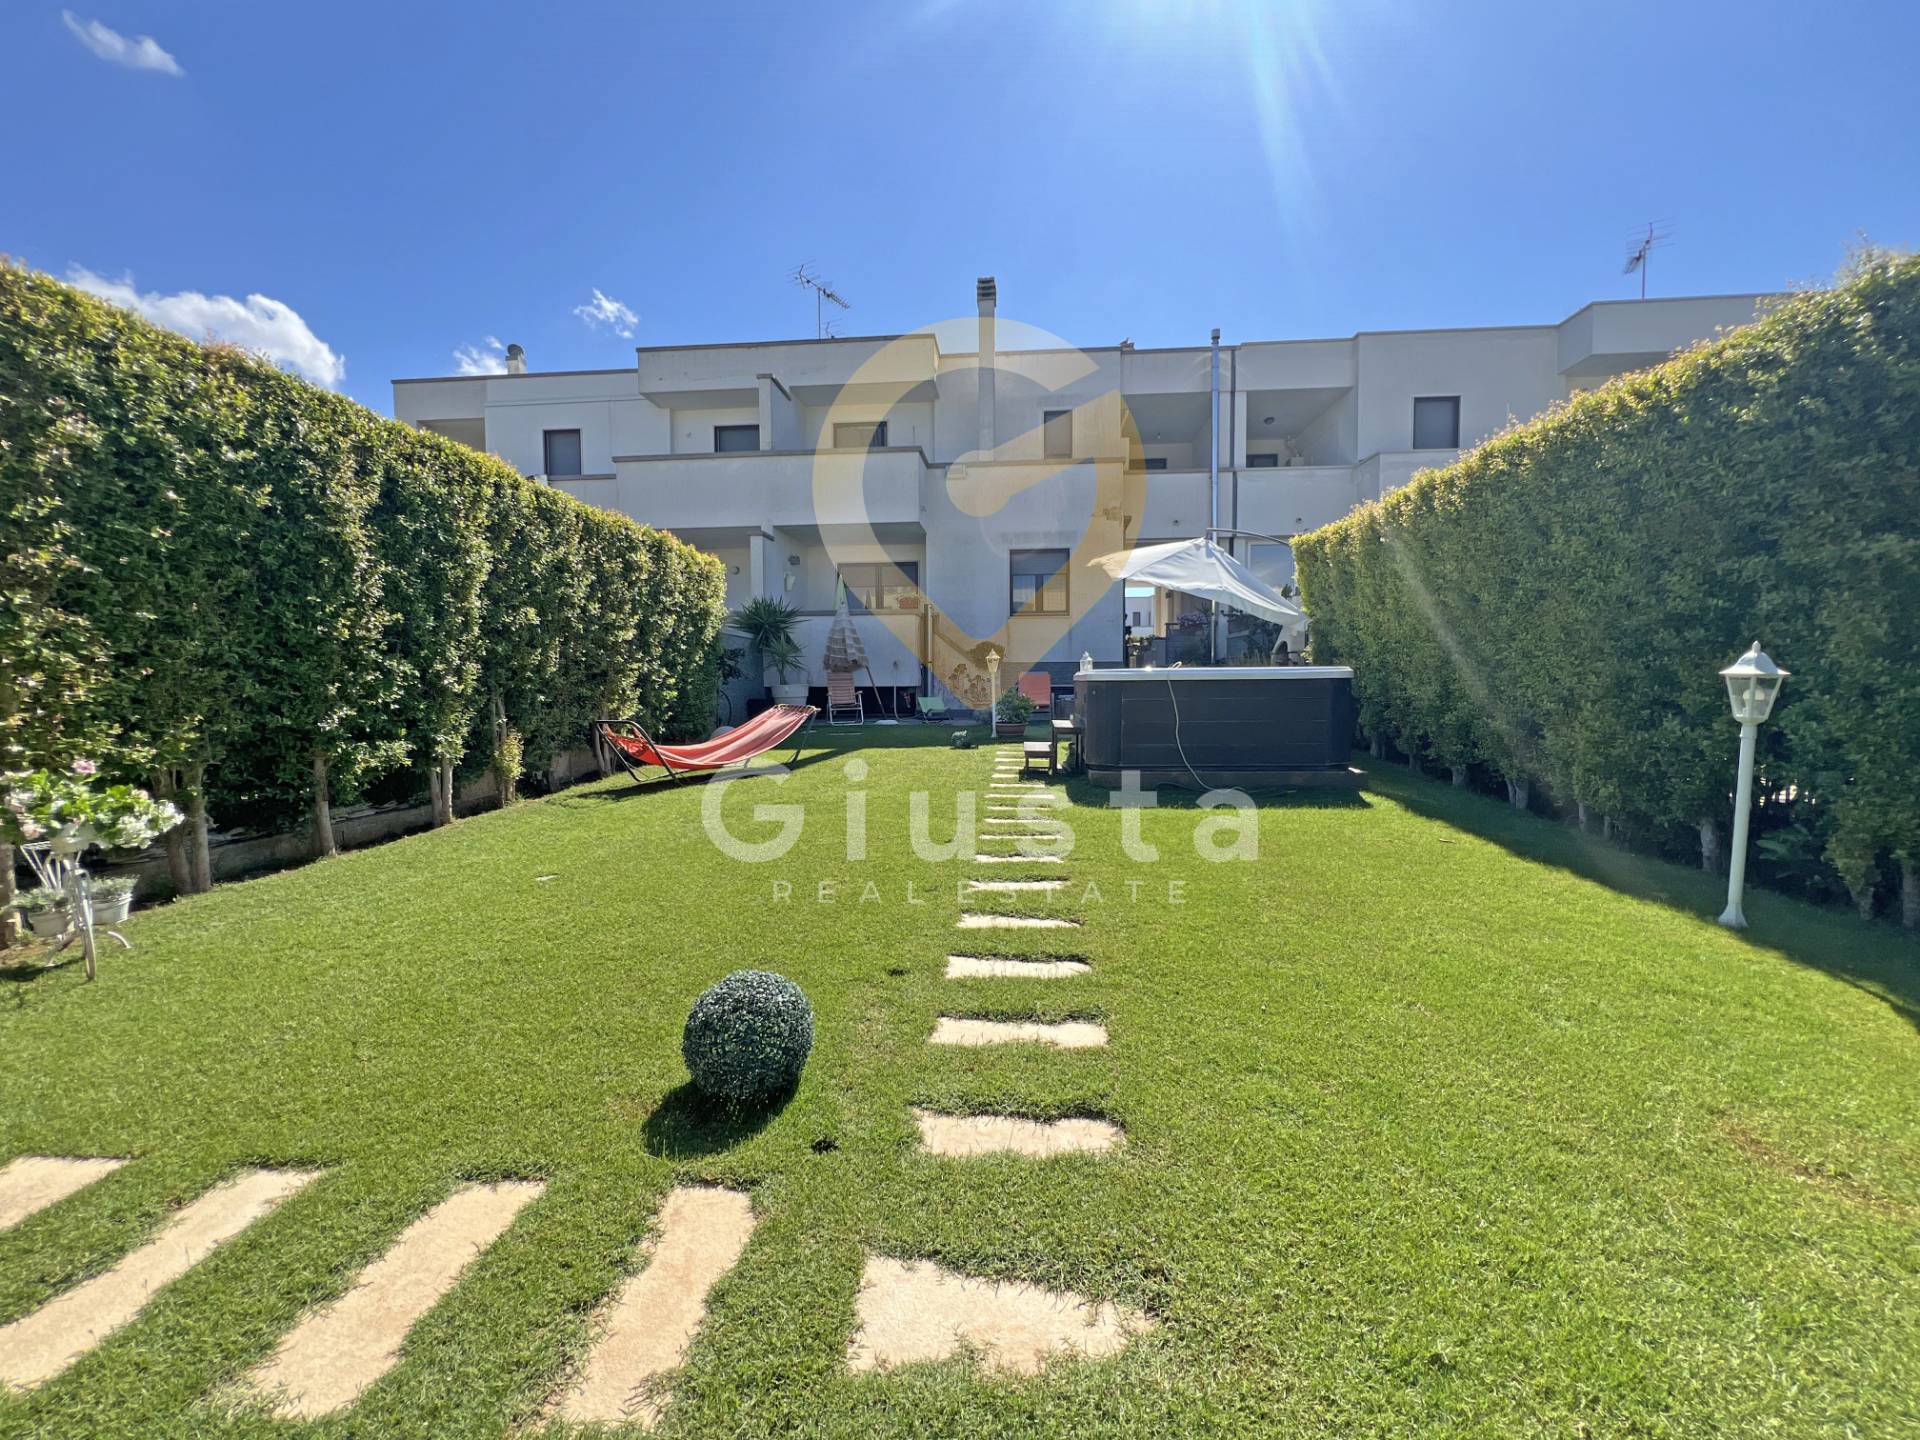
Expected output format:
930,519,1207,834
1717,642,1788,930
985,649,1001,721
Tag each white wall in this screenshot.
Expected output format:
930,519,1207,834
1354,327,1562,460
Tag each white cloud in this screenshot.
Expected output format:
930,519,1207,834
68,266,345,388
573,288,637,339
453,336,508,375
62,11,184,75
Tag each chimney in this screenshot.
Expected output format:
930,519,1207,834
504,342,527,375
975,276,996,455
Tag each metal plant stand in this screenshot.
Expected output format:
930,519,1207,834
20,841,129,981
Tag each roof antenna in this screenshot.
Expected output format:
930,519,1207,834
1623,220,1673,300
791,262,851,338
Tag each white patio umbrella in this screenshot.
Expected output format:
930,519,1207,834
824,584,900,720
823,588,869,673
1092,537,1306,652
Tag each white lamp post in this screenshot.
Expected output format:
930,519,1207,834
985,648,1001,722
1717,642,1788,930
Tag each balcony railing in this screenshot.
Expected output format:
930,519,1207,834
602,446,929,532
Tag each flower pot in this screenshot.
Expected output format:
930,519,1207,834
995,721,1026,739
92,892,132,925
771,683,810,705
27,909,70,940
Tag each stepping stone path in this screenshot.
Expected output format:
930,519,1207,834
846,1257,1150,1375
929,1018,1108,1048
244,1180,544,1418
913,1110,1120,1158
0,1167,318,1392
955,913,1078,929
0,1156,124,1233
549,1186,756,1428
945,954,1090,979
0,748,1148,1412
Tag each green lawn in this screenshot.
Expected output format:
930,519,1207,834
2,727,1916,1438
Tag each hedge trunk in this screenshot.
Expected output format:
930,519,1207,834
1903,859,1917,932
1506,778,1530,813
1697,818,1724,873
157,771,194,895
187,763,211,893
1452,766,1469,788
0,844,16,948
311,752,337,858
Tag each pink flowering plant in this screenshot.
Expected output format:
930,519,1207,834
1,761,183,855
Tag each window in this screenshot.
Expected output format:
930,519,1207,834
833,420,888,450
1245,452,1280,468
543,429,583,476
840,561,920,613
1142,456,1168,472
1042,409,1072,458
714,424,760,453
1412,396,1460,450
1010,548,1069,615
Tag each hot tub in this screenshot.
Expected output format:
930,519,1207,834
1073,666,1357,788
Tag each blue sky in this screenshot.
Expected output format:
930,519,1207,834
7,1,1918,414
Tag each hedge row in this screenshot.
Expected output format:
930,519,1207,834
0,261,726,892
1293,251,1920,927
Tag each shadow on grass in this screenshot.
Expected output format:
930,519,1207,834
640,1081,791,1158
1361,760,1920,1036
1055,773,1373,812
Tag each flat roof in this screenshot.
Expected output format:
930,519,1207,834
390,293,1778,386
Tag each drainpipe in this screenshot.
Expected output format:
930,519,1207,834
976,277,997,456
1209,327,1221,662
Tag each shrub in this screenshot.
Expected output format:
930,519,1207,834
1293,250,1920,923
681,969,814,1107
995,690,1035,725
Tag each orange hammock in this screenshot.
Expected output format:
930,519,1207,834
590,705,817,784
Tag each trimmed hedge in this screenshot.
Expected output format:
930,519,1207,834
682,969,815,1107
1294,252,1920,926
0,261,726,887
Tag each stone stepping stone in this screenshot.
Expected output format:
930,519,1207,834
954,914,1079,930
981,817,1065,828
846,1256,1150,1375
929,1018,1106,1048
945,955,1090,979
0,1156,125,1233
550,1187,756,1429
970,853,1065,864
965,879,1067,893
912,1110,1122,1158
0,1167,319,1392
244,1180,543,1419
987,799,1065,811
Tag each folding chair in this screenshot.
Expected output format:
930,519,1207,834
826,671,865,726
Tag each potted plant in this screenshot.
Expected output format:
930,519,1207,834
727,598,810,705
90,875,137,925
12,888,71,940
994,688,1035,739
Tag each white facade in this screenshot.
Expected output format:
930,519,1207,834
392,282,1766,699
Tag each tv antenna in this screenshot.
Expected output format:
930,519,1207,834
1623,221,1673,299
791,263,851,338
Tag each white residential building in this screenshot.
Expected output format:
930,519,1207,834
392,279,1765,703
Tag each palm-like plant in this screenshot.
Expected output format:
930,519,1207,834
727,598,803,685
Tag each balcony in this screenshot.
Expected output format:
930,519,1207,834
587,446,929,536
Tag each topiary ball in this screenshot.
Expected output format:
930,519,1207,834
682,969,815,1107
